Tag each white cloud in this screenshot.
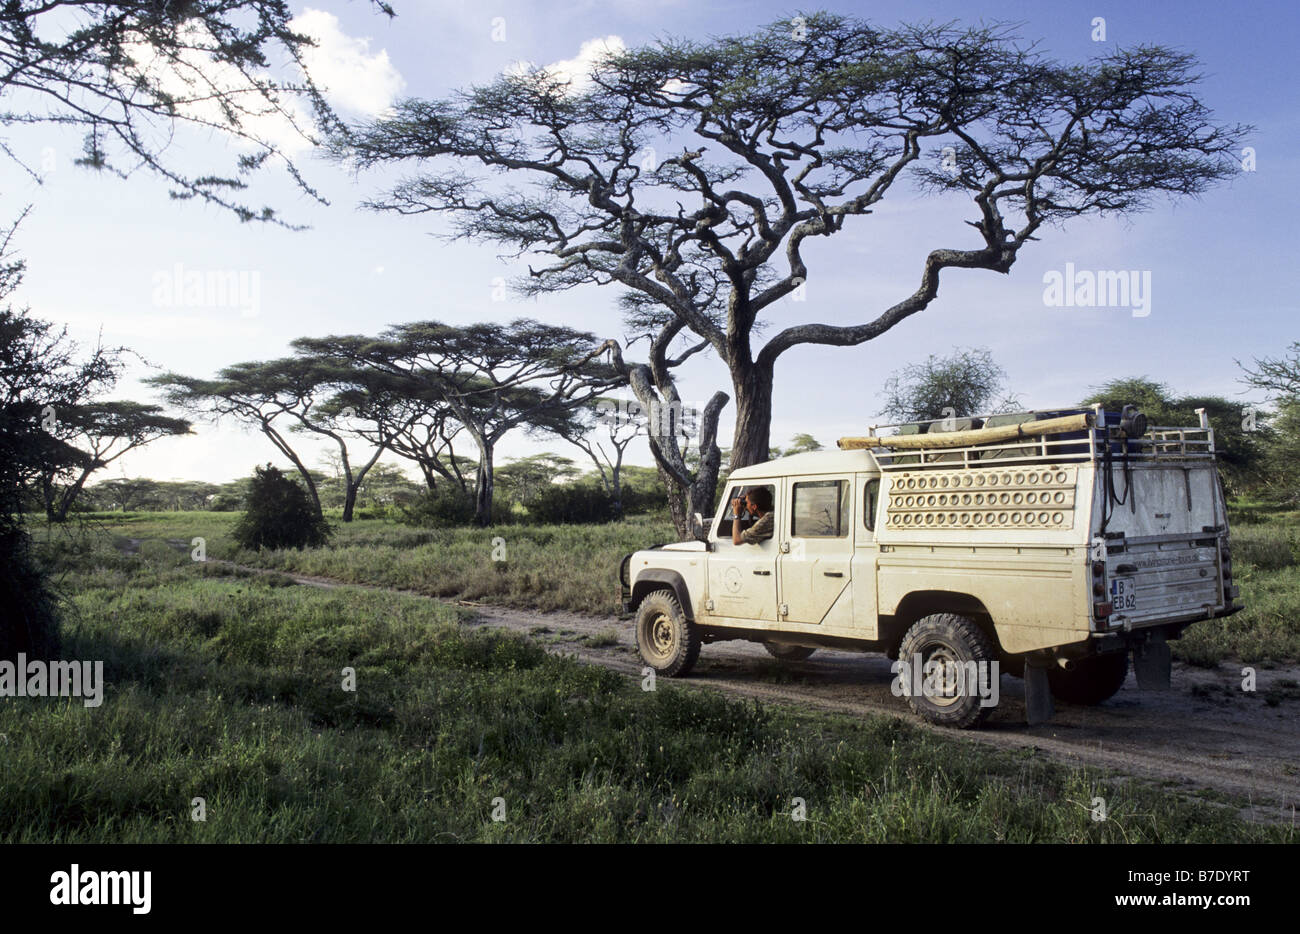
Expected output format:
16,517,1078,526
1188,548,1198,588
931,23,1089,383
507,35,625,90
291,9,405,116
118,11,403,157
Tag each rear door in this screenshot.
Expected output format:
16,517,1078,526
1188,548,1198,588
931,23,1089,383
779,475,854,625
851,474,882,637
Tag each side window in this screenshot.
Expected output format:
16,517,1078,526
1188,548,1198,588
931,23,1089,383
864,478,881,531
715,483,775,538
791,479,850,538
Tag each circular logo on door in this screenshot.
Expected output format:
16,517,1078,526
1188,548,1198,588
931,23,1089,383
724,565,743,593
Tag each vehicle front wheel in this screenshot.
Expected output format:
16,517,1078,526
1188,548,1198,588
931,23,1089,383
635,590,700,677
764,643,816,661
1048,652,1129,705
896,613,999,729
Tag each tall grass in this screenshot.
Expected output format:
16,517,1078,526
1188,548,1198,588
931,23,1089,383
3,537,1290,842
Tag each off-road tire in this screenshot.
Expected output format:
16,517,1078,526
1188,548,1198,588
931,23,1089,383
897,613,998,729
764,643,816,661
1048,652,1129,705
635,589,701,677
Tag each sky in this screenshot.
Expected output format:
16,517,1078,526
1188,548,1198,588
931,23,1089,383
3,0,1297,486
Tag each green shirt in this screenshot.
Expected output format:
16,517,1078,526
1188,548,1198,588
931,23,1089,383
739,511,774,544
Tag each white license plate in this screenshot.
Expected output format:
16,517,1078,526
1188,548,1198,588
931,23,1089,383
1111,577,1138,611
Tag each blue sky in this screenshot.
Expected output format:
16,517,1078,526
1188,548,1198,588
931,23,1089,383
3,0,1297,484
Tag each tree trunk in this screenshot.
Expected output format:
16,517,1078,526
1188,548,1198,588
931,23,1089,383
473,439,495,526
53,468,95,523
41,474,58,522
610,451,624,520
730,364,774,471
658,462,690,538
342,485,358,522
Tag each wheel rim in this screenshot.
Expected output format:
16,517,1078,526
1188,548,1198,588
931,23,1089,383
921,641,964,708
647,612,676,660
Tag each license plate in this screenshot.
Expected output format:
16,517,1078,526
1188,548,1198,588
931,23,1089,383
1111,577,1138,611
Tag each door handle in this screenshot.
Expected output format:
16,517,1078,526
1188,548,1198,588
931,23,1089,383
823,571,844,578
753,570,771,576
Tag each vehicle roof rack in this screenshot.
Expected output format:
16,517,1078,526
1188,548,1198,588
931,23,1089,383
837,406,1215,470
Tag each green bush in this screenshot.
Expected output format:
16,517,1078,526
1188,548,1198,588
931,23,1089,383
398,486,477,527
399,485,516,526
208,494,243,512
0,526,60,660
526,483,616,524
231,465,331,551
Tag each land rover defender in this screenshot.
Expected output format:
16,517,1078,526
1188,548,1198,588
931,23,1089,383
618,406,1242,728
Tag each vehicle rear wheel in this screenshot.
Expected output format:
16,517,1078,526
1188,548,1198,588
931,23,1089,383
764,643,816,661
634,590,700,677
1048,652,1129,705
897,613,998,729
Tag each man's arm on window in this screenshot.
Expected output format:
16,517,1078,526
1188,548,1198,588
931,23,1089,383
740,513,774,544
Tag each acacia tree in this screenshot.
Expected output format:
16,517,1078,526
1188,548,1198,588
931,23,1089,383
317,370,473,494
1241,342,1300,400
604,301,728,535
337,13,1247,478
0,217,127,654
39,401,191,520
298,319,622,525
557,396,642,517
148,356,393,521
880,347,1018,423
0,0,394,222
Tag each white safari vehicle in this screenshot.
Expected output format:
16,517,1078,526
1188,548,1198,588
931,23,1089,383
619,406,1242,728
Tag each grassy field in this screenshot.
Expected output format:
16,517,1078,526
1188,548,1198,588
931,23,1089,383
38,505,1300,665
4,528,1292,842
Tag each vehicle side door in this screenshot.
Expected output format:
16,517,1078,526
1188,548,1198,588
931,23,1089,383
778,475,853,625
706,480,779,621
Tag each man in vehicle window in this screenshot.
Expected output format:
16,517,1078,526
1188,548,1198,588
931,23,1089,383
731,486,774,545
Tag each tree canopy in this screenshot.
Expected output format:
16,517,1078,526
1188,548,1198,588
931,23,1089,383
0,0,395,222
336,12,1248,479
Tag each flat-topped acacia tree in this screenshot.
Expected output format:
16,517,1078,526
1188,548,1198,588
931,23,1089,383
297,319,623,525
336,13,1248,476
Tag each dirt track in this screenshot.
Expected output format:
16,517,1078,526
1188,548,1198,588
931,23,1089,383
227,559,1300,824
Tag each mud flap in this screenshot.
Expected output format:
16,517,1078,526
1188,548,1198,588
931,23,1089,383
1133,632,1172,691
1024,659,1055,726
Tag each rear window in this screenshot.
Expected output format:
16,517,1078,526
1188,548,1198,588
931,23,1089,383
864,478,880,530
791,479,849,538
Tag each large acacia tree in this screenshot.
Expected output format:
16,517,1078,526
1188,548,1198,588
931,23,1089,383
337,13,1247,475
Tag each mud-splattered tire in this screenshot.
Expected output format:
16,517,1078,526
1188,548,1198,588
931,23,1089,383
635,589,700,677
1048,652,1129,705
764,643,816,661
897,613,998,729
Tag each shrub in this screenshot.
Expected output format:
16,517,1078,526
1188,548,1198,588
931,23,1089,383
0,526,60,660
526,484,616,524
208,494,243,512
231,465,331,551
398,485,477,527
619,482,671,517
